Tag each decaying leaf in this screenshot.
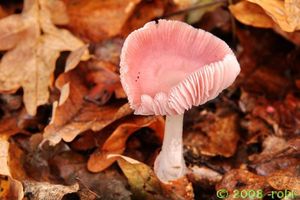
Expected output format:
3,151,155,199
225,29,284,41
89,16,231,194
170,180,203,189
113,155,194,200
0,139,10,176
23,181,79,200
230,0,300,32
184,111,240,157
0,0,87,116
0,139,23,200
87,116,164,172
64,0,141,42
216,169,269,200
267,165,300,194
43,61,132,145
248,136,299,176
0,116,22,139
51,151,132,200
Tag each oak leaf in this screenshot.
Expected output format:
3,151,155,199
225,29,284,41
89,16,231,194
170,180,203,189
44,64,132,145
0,0,87,116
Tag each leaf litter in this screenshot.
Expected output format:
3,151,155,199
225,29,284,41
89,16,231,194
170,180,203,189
0,0,299,199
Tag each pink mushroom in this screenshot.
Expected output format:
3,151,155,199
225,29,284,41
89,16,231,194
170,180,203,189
120,19,240,182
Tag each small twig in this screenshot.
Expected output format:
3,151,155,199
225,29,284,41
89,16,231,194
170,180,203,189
155,0,228,20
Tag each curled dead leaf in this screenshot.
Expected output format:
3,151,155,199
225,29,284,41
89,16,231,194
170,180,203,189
44,64,132,145
87,116,164,172
229,1,274,29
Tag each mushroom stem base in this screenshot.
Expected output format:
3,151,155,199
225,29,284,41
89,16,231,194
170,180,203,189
154,114,186,183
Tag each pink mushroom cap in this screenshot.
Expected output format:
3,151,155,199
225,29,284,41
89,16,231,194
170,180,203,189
120,19,240,116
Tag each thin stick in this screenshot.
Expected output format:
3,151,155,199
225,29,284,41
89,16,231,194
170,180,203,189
156,0,228,20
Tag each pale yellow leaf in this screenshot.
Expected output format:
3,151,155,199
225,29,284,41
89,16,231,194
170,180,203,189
229,1,274,28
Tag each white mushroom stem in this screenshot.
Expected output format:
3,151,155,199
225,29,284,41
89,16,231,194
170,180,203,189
154,114,187,183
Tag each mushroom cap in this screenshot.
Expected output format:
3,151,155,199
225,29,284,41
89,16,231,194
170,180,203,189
120,19,240,115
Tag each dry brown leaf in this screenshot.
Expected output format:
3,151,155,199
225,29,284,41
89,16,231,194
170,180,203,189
248,136,300,175
64,0,141,42
267,166,300,194
65,44,90,72
0,116,22,139
0,139,24,200
23,181,79,200
87,116,164,172
0,139,10,176
216,169,269,200
46,0,69,25
230,0,300,32
184,111,239,157
0,0,87,116
44,65,132,145
229,1,274,29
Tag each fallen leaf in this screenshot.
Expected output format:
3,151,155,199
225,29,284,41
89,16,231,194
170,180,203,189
184,111,240,157
65,44,90,72
23,180,79,200
0,139,10,176
249,0,300,32
187,165,222,187
87,116,164,172
0,0,87,116
229,1,274,29
0,116,22,139
230,0,300,32
44,65,132,145
45,0,69,25
121,0,165,36
113,155,194,200
64,0,141,42
0,139,23,200
173,0,196,8
216,169,269,200
51,151,132,200
267,165,300,195
249,136,300,176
